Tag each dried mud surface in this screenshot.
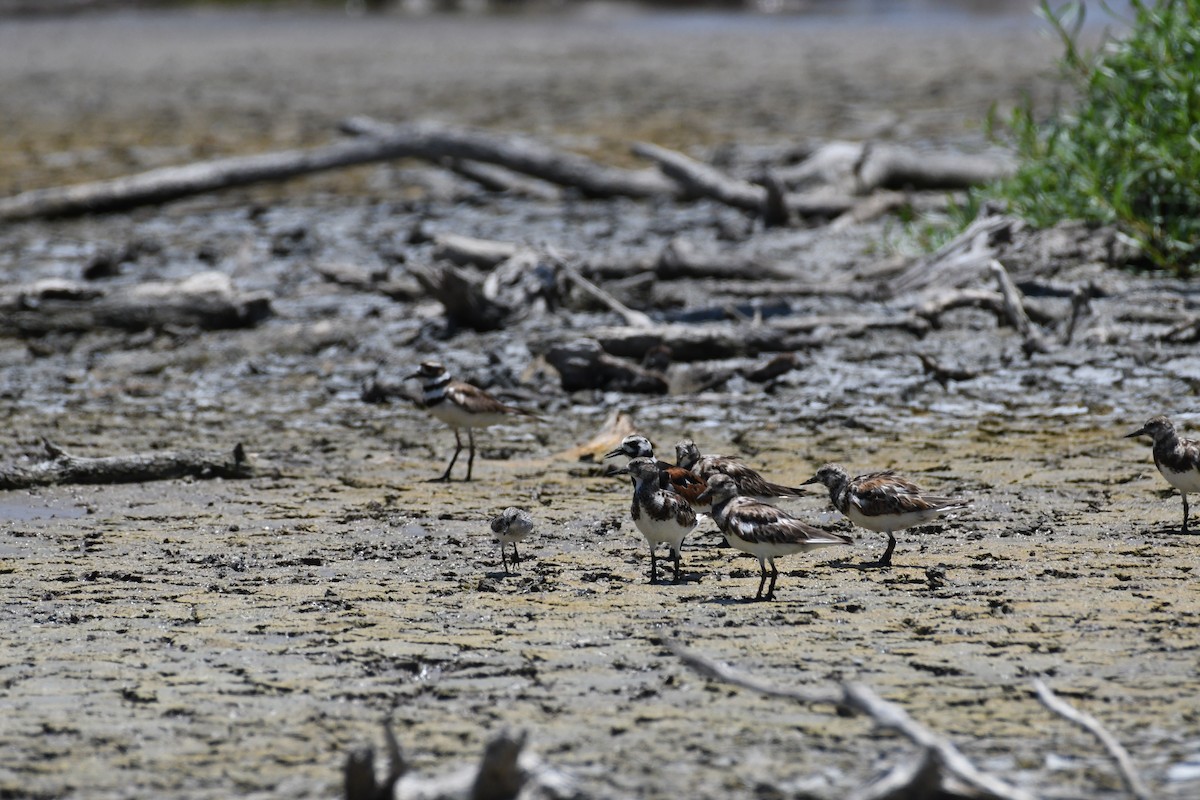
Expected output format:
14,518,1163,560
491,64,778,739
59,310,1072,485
2,6,1200,800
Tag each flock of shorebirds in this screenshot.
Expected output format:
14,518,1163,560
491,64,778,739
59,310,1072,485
411,360,1200,601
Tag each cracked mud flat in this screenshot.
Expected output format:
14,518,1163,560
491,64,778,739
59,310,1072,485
2,5,1200,800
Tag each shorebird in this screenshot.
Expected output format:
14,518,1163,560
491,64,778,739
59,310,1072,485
613,457,698,584
1126,415,1200,534
409,361,538,482
489,507,534,575
696,474,851,601
802,463,967,567
675,438,806,503
604,434,709,510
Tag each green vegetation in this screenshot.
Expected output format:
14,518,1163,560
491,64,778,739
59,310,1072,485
981,0,1200,275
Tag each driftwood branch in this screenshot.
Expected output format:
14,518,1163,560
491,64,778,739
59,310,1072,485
1033,680,1150,800
632,141,860,219
543,339,668,394
340,116,677,199
0,119,676,220
855,144,1014,193
344,723,578,800
588,314,929,362
671,642,1036,800
988,259,1050,354
886,213,1022,297
0,440,253,490
0,272,272,336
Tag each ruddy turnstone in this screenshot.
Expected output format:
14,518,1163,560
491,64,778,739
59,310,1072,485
802,463,966,567
604,434,709,510
675,438,806,503
489,506,534,575
613,457,698,584
1125,415,1200,534
696,474,851,601
409,361,538,482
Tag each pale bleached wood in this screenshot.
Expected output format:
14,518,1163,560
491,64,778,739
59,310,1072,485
0,441,252,490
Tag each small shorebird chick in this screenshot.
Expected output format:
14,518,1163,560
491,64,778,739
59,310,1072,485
409,361,538,482
696,474,851,601
1125,415,1200,534
604,434,709,510
802,463,967,567
613,457,698,584
675,438,806,503
489,507,534,575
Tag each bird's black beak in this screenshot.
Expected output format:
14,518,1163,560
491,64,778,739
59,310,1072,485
603,447,625,460
695,489,711,504
609,465,630,477
1124,426,1149,439
800,474,821,486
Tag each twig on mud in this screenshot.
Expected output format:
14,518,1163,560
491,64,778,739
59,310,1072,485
0,440,253,490
988,259,1050,355
1033,680,1151,800
670,640,1037,800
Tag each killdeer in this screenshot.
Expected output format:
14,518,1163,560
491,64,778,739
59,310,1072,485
409,361,538,482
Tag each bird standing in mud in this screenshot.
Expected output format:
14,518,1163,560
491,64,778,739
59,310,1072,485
802,463,967,567
489,507,534,575
696,474,852,601
1126,415,1200,534
409,361,539,482
613,457,698,584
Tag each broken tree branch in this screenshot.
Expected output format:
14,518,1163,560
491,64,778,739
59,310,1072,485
671,642,1037,800
0,119,677,220
988,259,1050,354
340,116,677,199
1033,680,1150,800
632,141,860,219
0,440,253,490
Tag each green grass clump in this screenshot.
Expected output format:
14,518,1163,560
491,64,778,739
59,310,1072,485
984,0,1200,275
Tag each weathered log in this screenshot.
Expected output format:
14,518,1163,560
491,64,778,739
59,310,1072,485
856,143,1015,193
407,262,511,332
441,158,562,200
632,141,763,209
340,116,678,199
654,238,792,282
0,440,252,490
433,234,521,270
632,141,859,219
588,315,929,362
553,409,638,463
0,119,676,221
0,271,272,336
543,339,668,394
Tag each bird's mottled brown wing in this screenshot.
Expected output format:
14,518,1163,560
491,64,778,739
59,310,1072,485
447,381,537,417
700,456,803,498
724,498,851,546
851,471,959,515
